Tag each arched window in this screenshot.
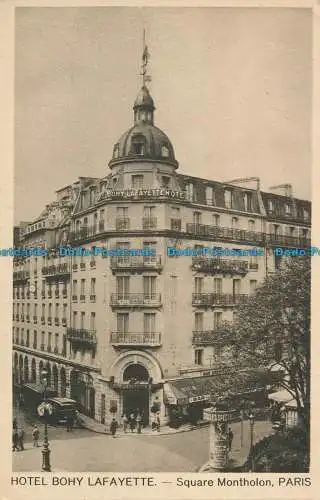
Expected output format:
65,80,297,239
123,363,149,382
131,134,146,156
161,145,169,158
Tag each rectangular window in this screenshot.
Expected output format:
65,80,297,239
233,279,241,295
195,349,204,366
250,280,257,293
232,217,238,229
214,278,223,294
90,312,96,331
55,333,59,348
48,303,52,316
143,206,156,218
194,312,204,331
55,303,59,316
81,279,85,295
161,176,170,188
206,186,214,205
80,312,85,329
143,276,156,297
116,276,130,298
171,206,180,218
132,175,144,189
117,207,128,217
73,311,77,328
193,212,202,225
48,332,52,349
214,311,223,329
144,313,156,333
224,190,232,208
248,220,255,232
90,278,96,295
73,280,77,294
213,214,220,226
194,277,203,294
117,313,129,333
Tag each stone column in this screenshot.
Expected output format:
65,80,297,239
204,407,230,470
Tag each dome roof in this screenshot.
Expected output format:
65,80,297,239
134,86,155,110
109,123,178,168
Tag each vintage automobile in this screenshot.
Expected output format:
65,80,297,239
39,397,78,425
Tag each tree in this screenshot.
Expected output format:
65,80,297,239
229,256,310,432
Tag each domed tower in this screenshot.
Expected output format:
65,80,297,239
108,43,179,177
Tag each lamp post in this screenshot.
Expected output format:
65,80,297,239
40,369,51,472
248,412,255,472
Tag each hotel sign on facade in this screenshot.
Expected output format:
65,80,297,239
97,189,185,202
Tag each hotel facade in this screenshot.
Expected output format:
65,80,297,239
12,75,311,426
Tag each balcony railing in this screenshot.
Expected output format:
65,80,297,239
185,223,311,248
110,293,162,307
110,332,162,347
192,330,227,345
192,293,247,307
191,257,248,275
42,263,70,277
66,328,97,346
110,256,162,272
13,271,30,283
171,218,182,231
142,217,157,230
115,218,130,230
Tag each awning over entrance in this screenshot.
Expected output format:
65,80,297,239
164,368,279,406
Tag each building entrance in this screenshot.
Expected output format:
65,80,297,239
122,363,150,425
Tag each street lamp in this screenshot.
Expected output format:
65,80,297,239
248,412,255,472
40,369,51,472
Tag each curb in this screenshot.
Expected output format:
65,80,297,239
80,420,210,437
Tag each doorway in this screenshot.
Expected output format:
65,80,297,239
122,389,149,425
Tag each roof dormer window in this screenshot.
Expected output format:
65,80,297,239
131,134,146,156
161,145,169,158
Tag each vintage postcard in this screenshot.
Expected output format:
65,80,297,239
0,1,318,499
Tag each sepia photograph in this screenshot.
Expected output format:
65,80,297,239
11,6,311,475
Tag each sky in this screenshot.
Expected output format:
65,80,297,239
14,7,312,224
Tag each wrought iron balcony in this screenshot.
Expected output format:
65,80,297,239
115,218,130,230
191,257,248,275
110,256,162,272
192,330,227,346
110,293,162,308
66,328,97,346
185,223,311,248
171,218,182,231
142,217,157,230
192,293,247,307
42,263,70,278
110,332,162,347
13,271,30,283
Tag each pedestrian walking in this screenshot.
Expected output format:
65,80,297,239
156,413,160,432
129,412,136,433
17,427,25,451
228,428,234,452
136,413,142,434
66,414,73,432
12,427,19,452
32,425,40,447
110,417,118,438
121,414,128,433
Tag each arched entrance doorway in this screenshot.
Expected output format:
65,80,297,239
122,363,150,425
70,370,94,417
60,367,66,397
52,365,59,393
31,359,36,383
24,356,29,383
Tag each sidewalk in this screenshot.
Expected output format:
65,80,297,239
79,413,209,436
199,419,274,472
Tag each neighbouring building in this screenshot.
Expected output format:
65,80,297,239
12,52,311,427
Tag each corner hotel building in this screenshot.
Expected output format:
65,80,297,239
12,66,311,426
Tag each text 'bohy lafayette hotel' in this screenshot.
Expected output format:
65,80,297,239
12,44,311,427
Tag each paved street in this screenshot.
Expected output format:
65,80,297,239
13,419,273,472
